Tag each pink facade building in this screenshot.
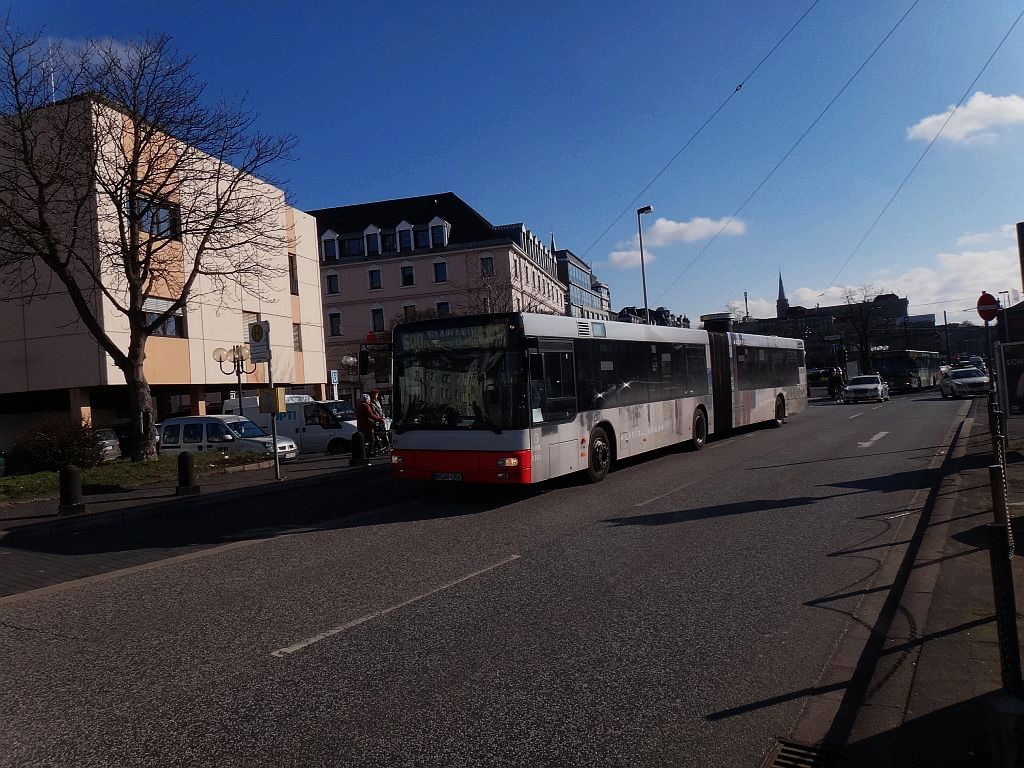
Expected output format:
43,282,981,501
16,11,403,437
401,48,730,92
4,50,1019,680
310,193,569,403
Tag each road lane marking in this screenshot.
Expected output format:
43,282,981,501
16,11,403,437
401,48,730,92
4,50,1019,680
857,431,890,449
270,554,521,658
872,405,884,410
885,510,919,519
849,412,863,419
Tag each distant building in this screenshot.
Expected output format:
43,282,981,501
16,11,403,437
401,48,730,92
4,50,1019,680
309,192,567,402
553,243,614,320
734,275,939,370
618,306,689,327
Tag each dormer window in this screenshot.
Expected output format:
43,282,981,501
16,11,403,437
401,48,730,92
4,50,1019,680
322,238,337,261
414,227,430,249
398,229,412,251
382,232,396,253
366,232,379,255
430,225,446,248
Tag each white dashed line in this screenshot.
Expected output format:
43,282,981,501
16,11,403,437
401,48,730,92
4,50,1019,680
858,431,890,449
270,554,521,658
849,412,863,419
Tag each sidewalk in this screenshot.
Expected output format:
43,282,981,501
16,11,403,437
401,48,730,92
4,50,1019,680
842,401,1022,765
0,452,389,535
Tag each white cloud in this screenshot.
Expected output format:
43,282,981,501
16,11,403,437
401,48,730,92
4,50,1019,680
956,224,1016,246
607,215,746,269
731,226,1021,322
907,92,1024,144
645,216,746,247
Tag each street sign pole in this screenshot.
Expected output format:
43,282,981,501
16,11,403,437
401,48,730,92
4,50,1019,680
979,292,1000,393
248,320,281,481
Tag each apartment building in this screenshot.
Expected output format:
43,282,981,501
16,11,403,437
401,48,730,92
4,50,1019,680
554,245,614,320
0,97,325,445
310,192,567,402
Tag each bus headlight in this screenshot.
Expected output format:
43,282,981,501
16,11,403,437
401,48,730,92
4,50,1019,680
497,457,519,467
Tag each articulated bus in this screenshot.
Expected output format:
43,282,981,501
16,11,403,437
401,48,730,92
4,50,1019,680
389,313,806,484
871,349,942,391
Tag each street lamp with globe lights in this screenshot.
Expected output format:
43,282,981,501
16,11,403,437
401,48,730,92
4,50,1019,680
636,204,654,324
212,345,256,416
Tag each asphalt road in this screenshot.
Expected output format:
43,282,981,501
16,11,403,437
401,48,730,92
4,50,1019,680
0,391,969,768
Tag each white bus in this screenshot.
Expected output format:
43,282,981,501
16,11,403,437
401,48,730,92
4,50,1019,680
390,313,806,484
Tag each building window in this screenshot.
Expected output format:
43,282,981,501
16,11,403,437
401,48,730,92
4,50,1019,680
431,225,446,248
345,238,364,257
292,323,302,351
135,195,180,240
414,228,430,249
401,265,415,287
328,312,342,337
371,308,385,332
437,301,450,316
481,255,495,277
325,273,339,294
482,297,492,313
366,233,380,255
242,311,260,342
382,232,396,253
322,238,338,261
513,260,519,280
398,229,412,251
433,261,448,283
288,254,299,295
404,304,417,322
143,296,186,338
368,269,382,290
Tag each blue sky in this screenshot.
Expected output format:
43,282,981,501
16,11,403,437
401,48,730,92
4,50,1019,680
12,0,1024,322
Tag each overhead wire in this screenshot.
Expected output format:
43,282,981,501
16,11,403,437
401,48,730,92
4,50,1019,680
821,7,1024,291
653,0,921,304
577,0,822,260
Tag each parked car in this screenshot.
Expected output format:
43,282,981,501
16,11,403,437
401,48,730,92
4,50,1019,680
158,415,298,461
940,368,989,399
93,428,122,462
844,374,890,403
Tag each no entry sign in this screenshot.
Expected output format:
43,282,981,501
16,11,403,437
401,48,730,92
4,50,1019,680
978,291,1000,322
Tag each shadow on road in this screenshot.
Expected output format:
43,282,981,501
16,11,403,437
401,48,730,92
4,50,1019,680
602,495,825,527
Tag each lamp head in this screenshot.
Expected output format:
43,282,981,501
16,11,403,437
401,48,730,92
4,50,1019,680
637,205,654,216
212,347,228,363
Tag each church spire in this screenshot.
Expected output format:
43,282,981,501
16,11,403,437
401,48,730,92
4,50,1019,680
776,271,790,319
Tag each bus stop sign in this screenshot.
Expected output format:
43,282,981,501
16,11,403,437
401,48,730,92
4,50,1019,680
978,291,999,322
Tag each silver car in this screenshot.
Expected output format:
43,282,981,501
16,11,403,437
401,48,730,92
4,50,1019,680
93,428,121,462
844,375,890,403
940,368,989,398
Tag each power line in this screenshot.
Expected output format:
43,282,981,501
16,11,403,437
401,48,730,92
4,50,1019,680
577,0,822,260
822,7,1024,290
654,0,921,304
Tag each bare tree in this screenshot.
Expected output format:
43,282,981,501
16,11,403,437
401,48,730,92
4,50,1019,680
460,269,557,315
0,28,296,459
839,283,897,373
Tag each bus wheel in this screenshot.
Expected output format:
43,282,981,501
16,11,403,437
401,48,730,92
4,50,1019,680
772,396,785,428
587,427,611,483
691,409,707,450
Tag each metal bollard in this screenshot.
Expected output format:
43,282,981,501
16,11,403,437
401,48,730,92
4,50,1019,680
58,464,86,516
350,432,367,466
175,451,200,496
989,523,1024,698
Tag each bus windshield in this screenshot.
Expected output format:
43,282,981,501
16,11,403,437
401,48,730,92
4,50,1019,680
873,358,909,377
393,318,529,433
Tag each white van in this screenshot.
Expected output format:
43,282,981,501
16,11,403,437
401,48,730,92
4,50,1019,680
159,415,298,461
222,396,362,455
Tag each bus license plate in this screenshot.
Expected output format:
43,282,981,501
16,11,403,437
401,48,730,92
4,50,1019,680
433,472,463,482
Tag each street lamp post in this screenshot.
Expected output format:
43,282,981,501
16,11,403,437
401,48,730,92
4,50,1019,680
212,345,256,416
637,204,654,324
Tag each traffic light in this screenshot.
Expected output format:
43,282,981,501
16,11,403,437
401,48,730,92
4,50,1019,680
358,349,370,375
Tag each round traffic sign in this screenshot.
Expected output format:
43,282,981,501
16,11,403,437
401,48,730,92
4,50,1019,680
978,291,999,322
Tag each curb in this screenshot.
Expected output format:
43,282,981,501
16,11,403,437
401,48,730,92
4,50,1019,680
0,461,391,543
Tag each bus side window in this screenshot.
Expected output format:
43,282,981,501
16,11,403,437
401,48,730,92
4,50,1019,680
529,352,545,423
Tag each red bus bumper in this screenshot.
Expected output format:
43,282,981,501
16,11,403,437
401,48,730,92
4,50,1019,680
391,449,532,484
